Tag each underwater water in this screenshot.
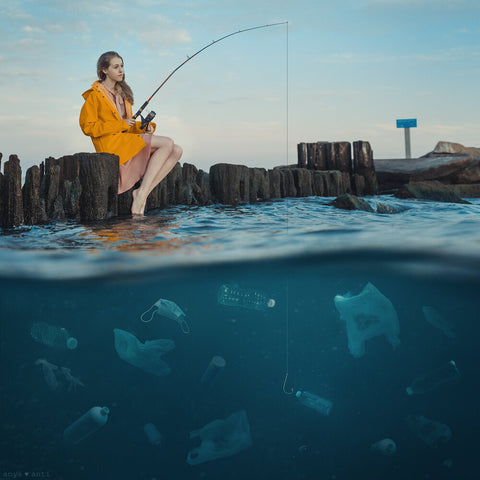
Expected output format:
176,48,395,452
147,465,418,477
1,195,479,480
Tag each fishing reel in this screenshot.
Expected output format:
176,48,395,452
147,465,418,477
140,110,156,131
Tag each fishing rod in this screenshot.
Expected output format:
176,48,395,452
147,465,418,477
133,21,287,125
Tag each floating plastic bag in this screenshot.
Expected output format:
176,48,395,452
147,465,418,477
113,328,174,376
35,358,59,391
186,410,252,465
334,282,400,358
141,298,190,333
406,415,452,447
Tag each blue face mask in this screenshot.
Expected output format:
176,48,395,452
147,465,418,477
140,298,190,334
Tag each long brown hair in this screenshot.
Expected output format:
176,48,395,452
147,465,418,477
97,51,134,104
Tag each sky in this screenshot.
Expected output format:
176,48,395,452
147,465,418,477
1,0,479,174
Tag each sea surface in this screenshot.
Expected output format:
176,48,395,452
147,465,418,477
1,195,479,480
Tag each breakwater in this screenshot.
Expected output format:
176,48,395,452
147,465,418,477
0,140,377,228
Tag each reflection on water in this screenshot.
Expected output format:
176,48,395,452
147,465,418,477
81,215,190,252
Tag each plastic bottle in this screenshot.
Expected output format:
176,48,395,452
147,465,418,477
143,422,163,447
201,356,226,385
406,360,460,396
63,406,110,445
217,284,275,311
30,322,78,350
296,390,333,416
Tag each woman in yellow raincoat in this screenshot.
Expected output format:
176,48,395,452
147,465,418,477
80,51,183,215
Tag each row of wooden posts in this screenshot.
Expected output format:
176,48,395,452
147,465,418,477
0,141,378,228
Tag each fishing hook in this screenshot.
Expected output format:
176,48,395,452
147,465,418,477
283,372,294,395
133,21,287,119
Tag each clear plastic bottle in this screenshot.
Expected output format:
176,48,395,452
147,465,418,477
217,284,275,311
30,322,78,350
406,360,460,396
63,406,110,445
296,390,333,416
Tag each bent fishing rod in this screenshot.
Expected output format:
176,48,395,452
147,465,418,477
134,21,287,128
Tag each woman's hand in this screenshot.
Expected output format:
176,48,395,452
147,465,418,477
146,124,154,134
124,118,135,127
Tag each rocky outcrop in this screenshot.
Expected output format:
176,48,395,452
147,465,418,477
394,180,471,204
375,141,480,193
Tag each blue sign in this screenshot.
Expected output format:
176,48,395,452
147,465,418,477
396,118,417,128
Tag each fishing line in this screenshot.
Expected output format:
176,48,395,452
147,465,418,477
133,21,288,120
282,21,293,396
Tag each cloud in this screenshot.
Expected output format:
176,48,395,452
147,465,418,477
365,0,478,8
139,27,192,48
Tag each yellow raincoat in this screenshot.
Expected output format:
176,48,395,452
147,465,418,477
79,81,156,166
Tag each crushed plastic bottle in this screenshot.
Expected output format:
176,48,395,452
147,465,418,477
217,284,275,311
201,356,226,385
296,390,333,416
143,422,163,447
406,360,460,396
30,322,78,350
63,406,110,445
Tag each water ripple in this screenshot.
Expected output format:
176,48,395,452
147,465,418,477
0,196,479,279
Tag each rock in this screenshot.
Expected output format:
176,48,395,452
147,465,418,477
376,142,480,193
330,193,407,214
450,184,480,198
374,202,407,214
394,181,471,204
329,193,375,212
375,154,477,192
430,141,480,157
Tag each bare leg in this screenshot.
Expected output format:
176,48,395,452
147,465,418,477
131,136,183,215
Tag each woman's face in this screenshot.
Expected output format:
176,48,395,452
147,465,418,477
103,56,124,83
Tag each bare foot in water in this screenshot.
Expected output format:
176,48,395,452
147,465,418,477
131,189,146,215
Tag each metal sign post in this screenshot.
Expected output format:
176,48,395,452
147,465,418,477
396,119,417,159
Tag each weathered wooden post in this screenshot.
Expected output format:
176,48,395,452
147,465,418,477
1,155,24,228
297,143,307,168
210,164,250,204
353,141,378,195
327,142,352,174
23,165,47,225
